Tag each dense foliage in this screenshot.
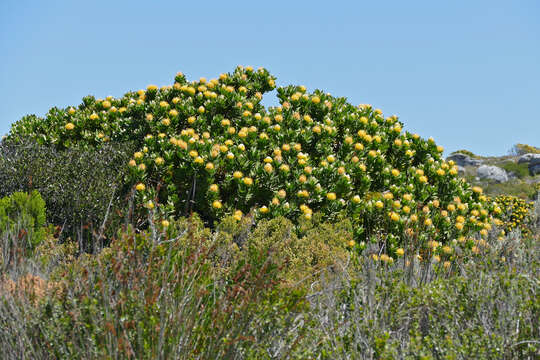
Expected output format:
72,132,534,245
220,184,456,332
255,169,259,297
0,140,136,250
7,67,503,257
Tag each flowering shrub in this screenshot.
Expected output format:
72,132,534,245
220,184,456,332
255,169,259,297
493,195,535,237
7,66,502,256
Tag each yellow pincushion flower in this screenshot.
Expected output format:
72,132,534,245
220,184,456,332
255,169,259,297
243,177,253,186
135,183,145,191
396,248,404,256
352,195,361,204
311,96,320,104
233,210,243,221
212,200,222,209
155,157,164,165
161,220,170,227
233,171,243,179
375,201,384,209
205,162,214,171
259,206,269,214
327,192,337,200
424,218,433,226
65,123,75,130
209,184,219,192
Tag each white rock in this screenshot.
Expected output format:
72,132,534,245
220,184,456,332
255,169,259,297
476,165,508,183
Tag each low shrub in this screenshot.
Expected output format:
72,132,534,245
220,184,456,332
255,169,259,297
0,216,309,359
500,160,530,179
0,191,46,251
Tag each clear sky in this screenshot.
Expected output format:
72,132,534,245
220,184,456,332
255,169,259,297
1,0,538,156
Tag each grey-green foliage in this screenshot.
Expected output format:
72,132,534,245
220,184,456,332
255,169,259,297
304,235,540,359
0,139,136,250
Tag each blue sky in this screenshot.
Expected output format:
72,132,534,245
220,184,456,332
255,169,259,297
1,0,538,156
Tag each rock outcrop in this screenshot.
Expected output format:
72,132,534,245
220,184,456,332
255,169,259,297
517,153,540,164
529,157,540,175
476,165,508,183
446,153,483,167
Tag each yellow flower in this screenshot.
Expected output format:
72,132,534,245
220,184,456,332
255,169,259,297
233,210,243,221
348,240,356,247
65,123,75,130
135,183,145,191
145,200,154,209
396,248,404,256
189,150,198,158
280,164,290,172
233,171,243,179
138,163,146,171
352,195,361,204
161,220,170,227
209,184,219,192
259,206,269,214
311,96,320,104
278,190,287,198
147,84,158,91
375,201,384,209
155,157,164,165
212,200,222,209
424,218,433,226
243,177,253,186
205,162,214,171
128,159,136,167
391,169,400,177
327,192,337,200
68,107,76,115
264,163,273,173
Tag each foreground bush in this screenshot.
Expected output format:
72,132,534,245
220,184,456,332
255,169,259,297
1,214,538,359
0,216,310,359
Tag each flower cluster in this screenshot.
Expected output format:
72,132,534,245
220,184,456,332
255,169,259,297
7,66,503,256
493,195,535,237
